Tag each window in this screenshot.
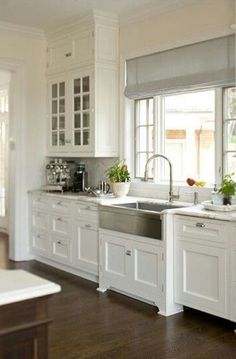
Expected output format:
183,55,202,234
223,87,236,180
135,89,222,185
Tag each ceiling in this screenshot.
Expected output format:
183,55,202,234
0,0,199,31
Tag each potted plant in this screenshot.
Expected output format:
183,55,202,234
218,173,236,205
106,160,131,197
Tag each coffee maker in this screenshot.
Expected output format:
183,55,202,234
73,164,88,192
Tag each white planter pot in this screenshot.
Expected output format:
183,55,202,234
112,182,130,197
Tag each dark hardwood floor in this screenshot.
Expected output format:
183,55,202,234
1,233,236,358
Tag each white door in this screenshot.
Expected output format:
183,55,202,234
74,220,98,275
175,239,228,317
0,86,9,231
131,241,163,302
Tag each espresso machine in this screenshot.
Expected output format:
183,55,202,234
73,164,88,192
43,159,72,192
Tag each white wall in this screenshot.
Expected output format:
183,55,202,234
0,24,46,260
119,0,235,201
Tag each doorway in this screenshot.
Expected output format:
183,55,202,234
0,70,10,233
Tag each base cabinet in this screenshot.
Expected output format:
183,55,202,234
74,220,99,275
174,215,230,320
99,229,164,307
30,194,99,280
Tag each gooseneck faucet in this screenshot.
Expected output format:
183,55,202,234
143,154,179,203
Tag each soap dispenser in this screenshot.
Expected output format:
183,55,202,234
211,184,222,205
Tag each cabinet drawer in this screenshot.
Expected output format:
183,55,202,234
32,211,48,232
75,202,98,221
51,199,72,214
50,215,72,238
31,195,50,212
175,216,228,244
51,237,72,265
32,232,49,256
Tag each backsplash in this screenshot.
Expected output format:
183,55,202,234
55,157,118,188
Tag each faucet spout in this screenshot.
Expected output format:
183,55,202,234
143,154,178,203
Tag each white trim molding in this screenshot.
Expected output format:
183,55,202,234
0,21,45,40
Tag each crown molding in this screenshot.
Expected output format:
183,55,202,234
0,21,45,39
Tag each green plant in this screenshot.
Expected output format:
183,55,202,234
218,173,236,197
106,160,130,183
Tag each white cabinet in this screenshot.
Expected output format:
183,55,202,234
46,10,119,157
174,215,230,319
99,229,164,308
29,193,99,280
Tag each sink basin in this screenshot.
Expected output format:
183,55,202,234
99,201,185,240
113,201,183,212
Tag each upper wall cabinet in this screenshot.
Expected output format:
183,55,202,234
46,10,119,157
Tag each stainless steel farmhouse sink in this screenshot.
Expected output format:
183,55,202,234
99,201,185,240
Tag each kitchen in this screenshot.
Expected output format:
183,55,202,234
0,0,236,358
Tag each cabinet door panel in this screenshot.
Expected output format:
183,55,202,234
32,212,48,232
74,221,98,274
175,239,228,316
100,233,131,290
51,215,71,238
132,242,163,301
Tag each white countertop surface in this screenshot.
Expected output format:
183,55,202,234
30,190,236,222
0,269,61,306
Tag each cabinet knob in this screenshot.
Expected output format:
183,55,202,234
126,250,131,256
196,223,205,228
65,52,72,57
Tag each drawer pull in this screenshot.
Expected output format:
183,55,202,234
85,206,91,210
37,234,41,238
196,223,205,228
57,240,65,246
57,217,63,221
85,224,91,228
57,201,63,206
126,250,131,256
65,52,72,57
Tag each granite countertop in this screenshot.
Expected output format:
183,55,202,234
172,204,236,222
0,269,61,306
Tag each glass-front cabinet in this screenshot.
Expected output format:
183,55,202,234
49,80,67,150
48,70,93,155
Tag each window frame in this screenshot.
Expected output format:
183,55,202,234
134,87,226,187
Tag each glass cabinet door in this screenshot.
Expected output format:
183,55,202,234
50,81,66,148
73,75,90,147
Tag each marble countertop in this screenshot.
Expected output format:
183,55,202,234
29,190,236,222
0,269,61,306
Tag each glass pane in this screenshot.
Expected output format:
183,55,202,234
74,96,81,111
136,153,150,178
137,127,147,152
52,132,57,146
59,116,65,129
225,87,236,119
59,99,65,113
148,126,154,151
224,152,236,180
59,132,65,146
74,79,81,94
74,114,81,129
74,131,81,146
164,90,215,183
225,120,236,151
148,99,154,124
52,100,57,114
82,77,90,92
83,95,89,110
59,82,65,97
52,117,57,130
83,131,89,145
137,99,147,125
83,112,89,128
52,84,57,98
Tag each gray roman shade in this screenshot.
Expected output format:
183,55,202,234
125,35,235,99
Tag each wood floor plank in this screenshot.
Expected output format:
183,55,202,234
0,233,235,358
